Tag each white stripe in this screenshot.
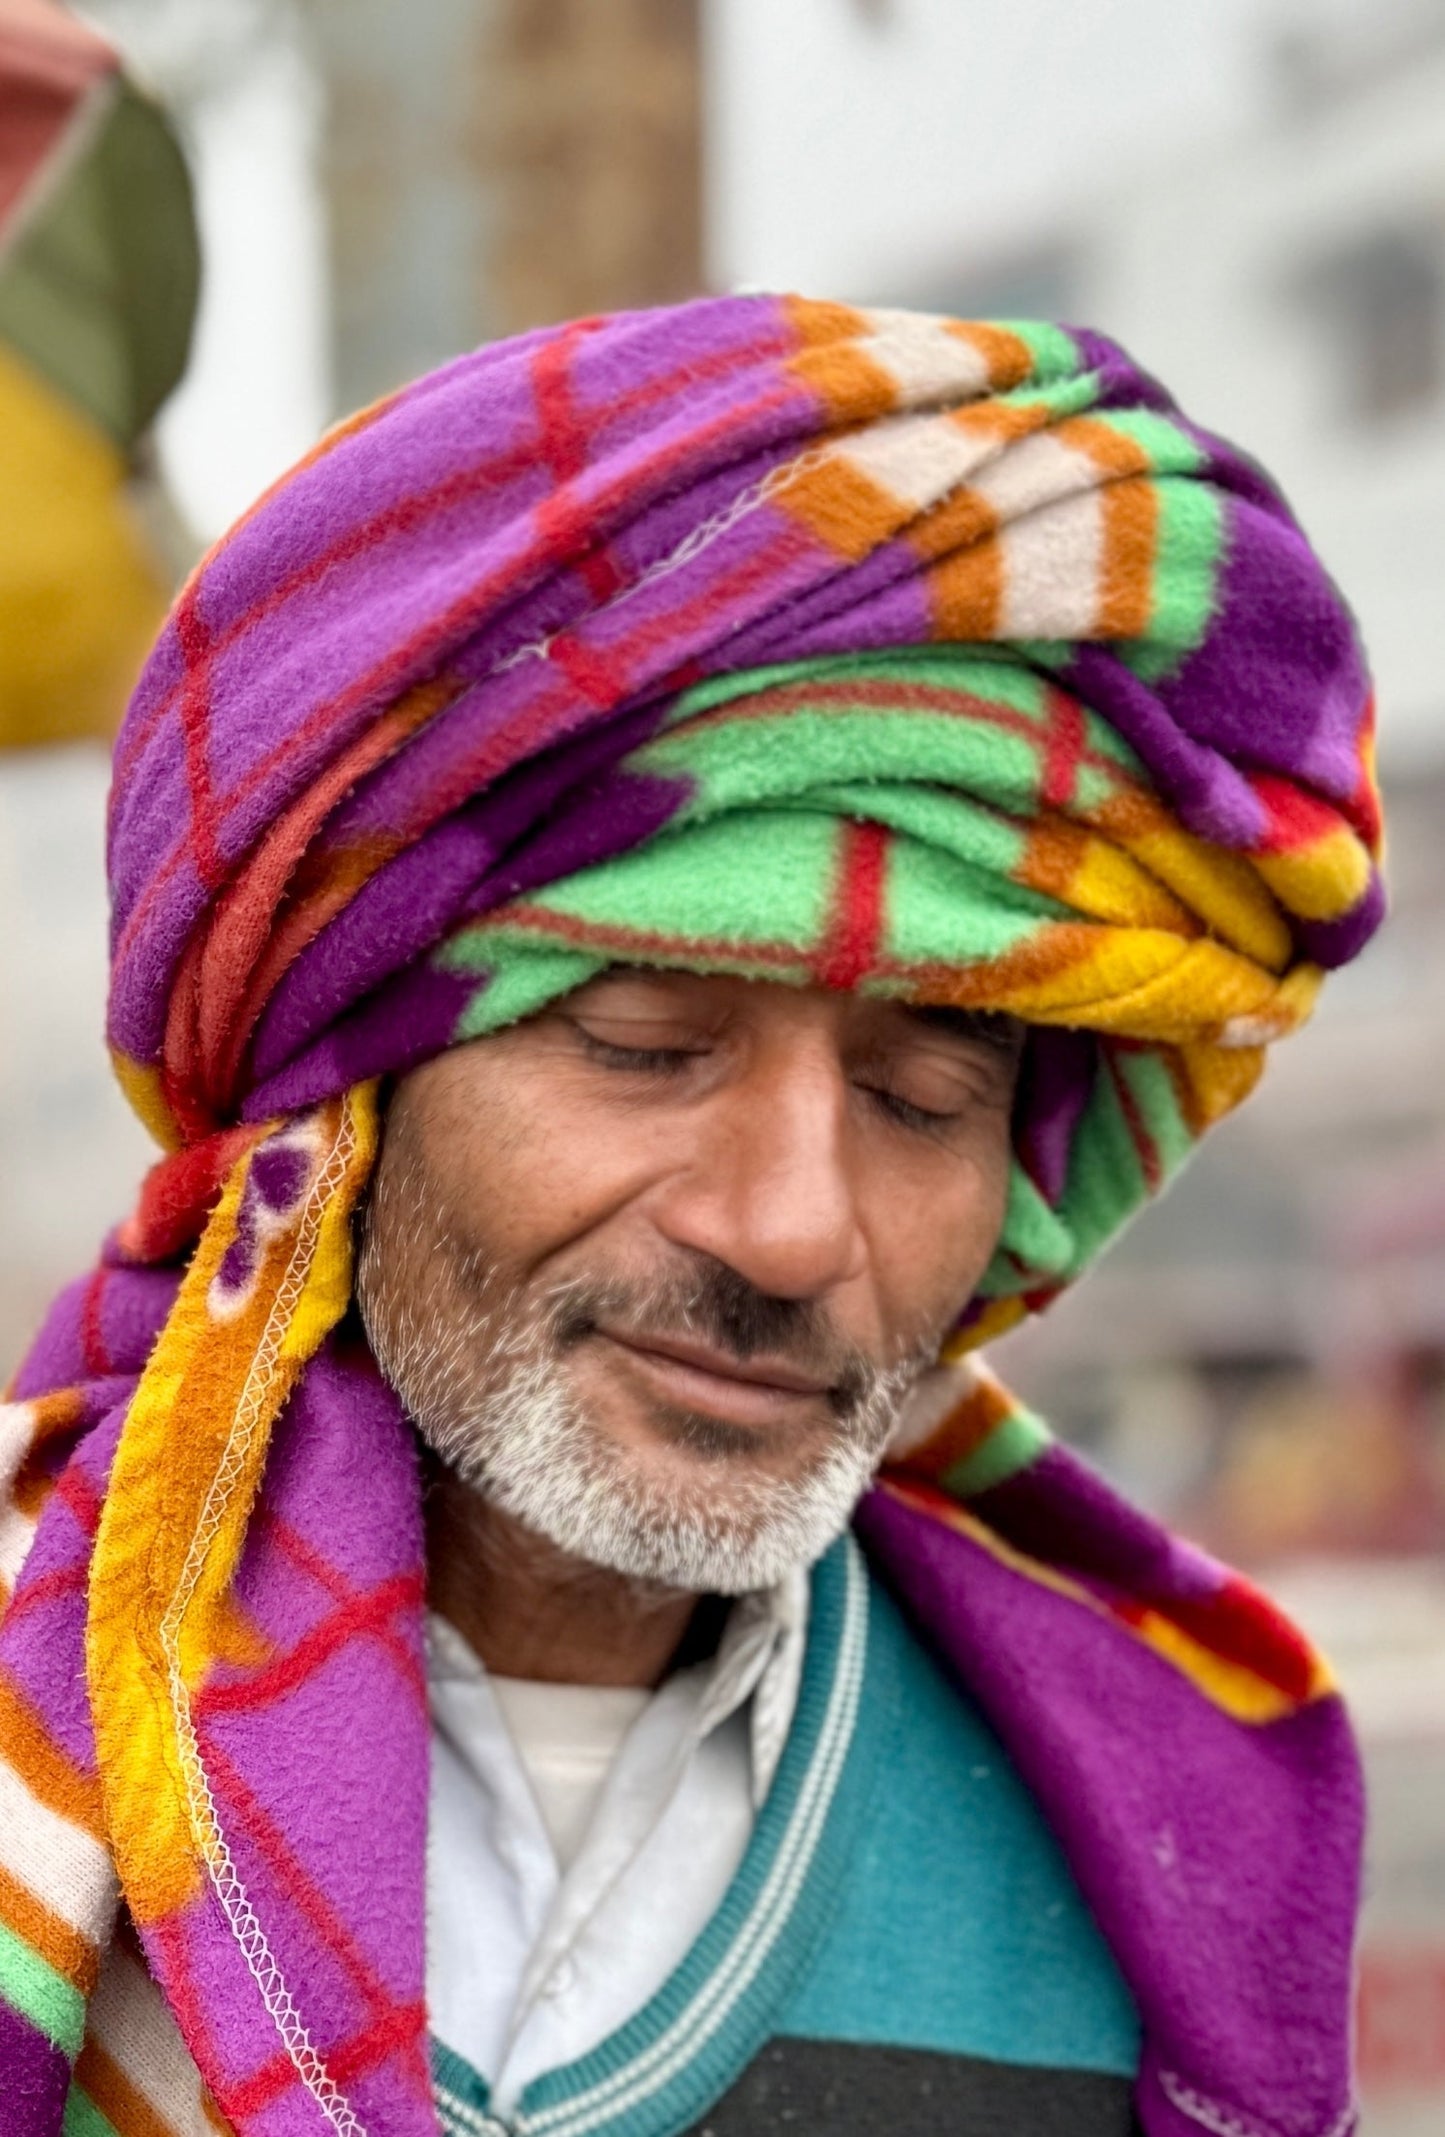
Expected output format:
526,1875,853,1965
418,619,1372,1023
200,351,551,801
435,2084,509,2137
972,429,1101,525
0,1754,114,1939
523,1542,869,2137
0,1404,41,1593
0,1507,37,1591
837,410,996,514
0,1403,37,1499
969,430,1105,638
996,492,1104,638
857,310,996,407
89,1941,216,2135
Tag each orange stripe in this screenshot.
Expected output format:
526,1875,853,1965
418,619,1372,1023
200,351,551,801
75,2036,192,2137
0,1857,97,1989
775,453,913,563
781,294,870,348
1055,416,1157,638
946,320,1038,392
0,1672,106,1838
927,537,1005,639
785,341,900,425
889,1378,1012,1486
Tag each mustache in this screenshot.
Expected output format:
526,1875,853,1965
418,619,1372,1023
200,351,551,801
533,1257,924,1423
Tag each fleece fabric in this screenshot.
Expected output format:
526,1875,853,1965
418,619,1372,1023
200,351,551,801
0,295,1380,2137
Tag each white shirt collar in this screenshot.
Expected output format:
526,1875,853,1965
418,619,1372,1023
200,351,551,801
427,1565,808,1808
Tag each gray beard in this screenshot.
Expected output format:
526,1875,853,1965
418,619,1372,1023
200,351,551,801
357,1248,922,1596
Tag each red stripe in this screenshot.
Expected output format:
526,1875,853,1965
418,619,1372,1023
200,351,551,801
198,1727,427,2073
174,593,225,892
256,1508,425,1703
112,382,800,980
1104,1046,1162,1194
531,321,625,601
79,1269,113,1378
222,1998,427,2117
194,1571,425,1716
1,1565,85,1626
1040,685,1087,810
113,331,792,789
54,1462,102,1539
815,820,890,990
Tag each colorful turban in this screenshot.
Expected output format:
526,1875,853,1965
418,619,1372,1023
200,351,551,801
1,299,1378,2137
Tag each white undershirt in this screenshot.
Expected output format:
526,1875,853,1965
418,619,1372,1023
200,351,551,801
488,1677,650,1870
426,1577,808,2114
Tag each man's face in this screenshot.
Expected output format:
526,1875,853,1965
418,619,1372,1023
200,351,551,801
358,969,1020,1592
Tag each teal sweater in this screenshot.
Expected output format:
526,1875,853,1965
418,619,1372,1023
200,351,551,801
433,1536,1140,2137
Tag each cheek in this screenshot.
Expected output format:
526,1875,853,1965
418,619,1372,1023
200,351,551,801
408,1059,670,1270
866,1126,1013,1340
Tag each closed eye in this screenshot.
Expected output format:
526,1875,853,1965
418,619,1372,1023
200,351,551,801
573,1028,700,1074
860,1084,960,1133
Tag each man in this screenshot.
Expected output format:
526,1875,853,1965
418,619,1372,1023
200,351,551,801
0,298,1381,2137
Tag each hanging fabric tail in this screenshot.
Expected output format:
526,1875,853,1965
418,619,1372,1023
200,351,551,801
86,1086,378,1935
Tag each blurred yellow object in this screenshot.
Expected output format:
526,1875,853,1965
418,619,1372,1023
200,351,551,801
0,337,168,748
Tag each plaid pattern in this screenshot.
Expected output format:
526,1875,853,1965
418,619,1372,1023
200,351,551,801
0,297,1377,2137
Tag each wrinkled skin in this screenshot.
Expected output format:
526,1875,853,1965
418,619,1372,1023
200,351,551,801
358,969,1021,1682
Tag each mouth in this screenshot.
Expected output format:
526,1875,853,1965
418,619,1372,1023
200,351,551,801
591,1327,835,1431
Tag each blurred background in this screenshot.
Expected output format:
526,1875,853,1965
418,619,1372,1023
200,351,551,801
3,1,1444,2123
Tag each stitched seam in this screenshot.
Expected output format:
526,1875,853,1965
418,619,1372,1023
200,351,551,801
488,444,836,684
1160,2070,1357,2137
160,1097,368,2137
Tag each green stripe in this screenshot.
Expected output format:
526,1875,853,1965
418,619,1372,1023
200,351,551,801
941,1402,1052,1499
0,1915,86,2054
1094,406,1206,479
443,943,603,1037
63,2086,120,2137
1125,477,1225,683
989,320,1080,382
1115,1045,1194,1178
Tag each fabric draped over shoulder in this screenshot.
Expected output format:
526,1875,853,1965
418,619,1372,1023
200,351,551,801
0,296,1379,2137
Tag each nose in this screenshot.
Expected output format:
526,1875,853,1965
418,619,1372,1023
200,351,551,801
651,1031,867,1302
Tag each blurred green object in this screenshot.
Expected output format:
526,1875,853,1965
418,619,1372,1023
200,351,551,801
0,0,198,749
0,69,199,449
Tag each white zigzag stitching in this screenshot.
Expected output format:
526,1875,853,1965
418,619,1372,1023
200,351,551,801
161,1096,370,2137
1160,2070,1357,2137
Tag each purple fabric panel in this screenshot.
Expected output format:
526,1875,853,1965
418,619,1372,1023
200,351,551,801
0,1999,71,2137
0,1409,124,1776
107,851,212,1065
855,1487,1361,2137
1162,498,1372,803
967,1441,1227,1605
148,1347,432,2135
1296,874,1388,970
6,1267,175,1400
1061,647,1266,849
144,1882,340,2137
245,967,481,1121
1012,1028,1097,1205
721,556,937,669
7,1273,95,1398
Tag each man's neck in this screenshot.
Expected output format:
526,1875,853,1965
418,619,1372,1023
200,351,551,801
425,1459,702,1689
